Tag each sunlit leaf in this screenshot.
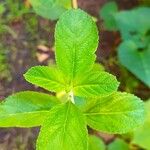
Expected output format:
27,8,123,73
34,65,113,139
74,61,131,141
83,92,145,133
132,100,150,150
0,91,60,127
24,66,67,92
36,101,88,150
55,9,99,82
73,71,119,97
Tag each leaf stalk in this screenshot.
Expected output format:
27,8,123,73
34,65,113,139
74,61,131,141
72,0,78,9
69,90,75,104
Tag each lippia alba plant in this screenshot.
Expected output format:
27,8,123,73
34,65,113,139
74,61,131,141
0,9,145,150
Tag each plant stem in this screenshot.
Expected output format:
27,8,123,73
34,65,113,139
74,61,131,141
72,0,78,9
69,90,75,104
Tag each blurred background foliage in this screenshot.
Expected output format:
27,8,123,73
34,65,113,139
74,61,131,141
0,0,150,149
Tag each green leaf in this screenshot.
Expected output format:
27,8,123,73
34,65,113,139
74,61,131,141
36,101,88,150
73,71,119,97
83,92,145,133
89,135,105,150
74,96,87,109
0,91,60,127
115,7,150,40
55,9,99,82
132,100,150,150
118,40,150,87
30,0,72,20
93,63,105,72
24,66,67,92
108,138,129,150
100,2,118,30
0,3,5,15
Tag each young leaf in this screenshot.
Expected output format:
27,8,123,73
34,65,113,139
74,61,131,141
55,9,99,81
132,100,150,150
24,66,67,92
0,91,60,127
83,92,145,133
73,71,119,97
36,101,88,150
30,0,72,20
118,40,150,87
108,138,129,150
89,135,105,150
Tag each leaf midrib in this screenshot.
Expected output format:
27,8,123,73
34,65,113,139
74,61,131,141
0,110,50,117
84,109,142,116
61,102,71,148
25,74,65,87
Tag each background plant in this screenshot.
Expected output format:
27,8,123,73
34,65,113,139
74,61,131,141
0,0,32,82
0,44,11,81
100,2,150,88
29,0,72,20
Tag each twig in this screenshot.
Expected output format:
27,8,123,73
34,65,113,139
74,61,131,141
72,0,78,9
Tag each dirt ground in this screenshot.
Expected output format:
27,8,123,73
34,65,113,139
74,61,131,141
0,0,150,149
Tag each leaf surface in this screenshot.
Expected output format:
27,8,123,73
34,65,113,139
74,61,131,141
0,91,59,127
83,92,145,133
132,100,150,150
24,66,66,92
89,135,105,150
118,41,150,87
73,71,119,97
37,101,88,150
108,138,129,150
55,9,99,82
115,7,150,40
30,0,72,20
100,2,118,30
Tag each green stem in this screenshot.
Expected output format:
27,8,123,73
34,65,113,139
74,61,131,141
69,90,75,104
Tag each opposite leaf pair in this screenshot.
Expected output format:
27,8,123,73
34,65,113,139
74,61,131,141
0,9,145,150
24,8,119,98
